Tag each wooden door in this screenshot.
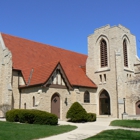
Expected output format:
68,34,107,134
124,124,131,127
51,93,60,118
99,90,110,115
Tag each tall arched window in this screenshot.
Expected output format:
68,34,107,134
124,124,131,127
84,91,90,103
100,39,108,67
123,39,128,67
33,96,35,107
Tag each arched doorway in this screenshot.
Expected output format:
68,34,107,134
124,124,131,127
51,93,60,118
136,100,140,115
99,90,110,115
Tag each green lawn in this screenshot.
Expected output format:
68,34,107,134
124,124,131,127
110,120,140,128
0,121,77,140
86,129,140,140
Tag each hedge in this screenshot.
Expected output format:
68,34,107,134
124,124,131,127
6,109,58,125
87,113,96,122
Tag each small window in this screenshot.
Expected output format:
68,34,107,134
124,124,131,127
33,96,35,107
84,91,90,103
123,39,128,67
104,74,106,82
100,75,102,82
100,39,108,67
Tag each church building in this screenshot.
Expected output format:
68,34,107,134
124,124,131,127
0,24,140,120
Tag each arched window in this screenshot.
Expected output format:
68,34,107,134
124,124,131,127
100,39,108,67
84,91,90,103
33,96,35,107
123,39,128,67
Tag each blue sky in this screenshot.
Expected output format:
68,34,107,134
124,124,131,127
0,0,140,56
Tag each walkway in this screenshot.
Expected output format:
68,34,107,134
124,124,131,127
38,118,116,140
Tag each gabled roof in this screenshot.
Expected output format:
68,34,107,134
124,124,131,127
2,33,97,88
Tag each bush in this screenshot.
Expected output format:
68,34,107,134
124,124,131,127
87,113,96,122
66,102,87,122
6,109,21,122
6,109,58,125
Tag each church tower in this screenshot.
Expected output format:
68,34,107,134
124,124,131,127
86,25,137,118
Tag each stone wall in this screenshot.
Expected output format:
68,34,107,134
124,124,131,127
0,34,12,117
20,86,96,120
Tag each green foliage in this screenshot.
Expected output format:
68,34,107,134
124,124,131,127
87,113,96,122
86,129,140,140
66,102,87,122
0,121,77,140
110,120,140,128
6,109,58,125
6,109,21,122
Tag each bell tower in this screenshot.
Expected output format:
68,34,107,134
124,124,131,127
86,25,137,118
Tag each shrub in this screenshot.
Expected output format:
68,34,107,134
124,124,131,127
87,113,96,122
6,109,21,122
66,102,87,122
6,109,58,125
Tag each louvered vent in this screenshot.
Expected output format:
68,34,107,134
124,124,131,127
100,40,108,67
123,40,128,67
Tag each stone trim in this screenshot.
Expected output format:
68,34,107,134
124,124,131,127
95,69,110,73
47,84,67,89
124,69,134,73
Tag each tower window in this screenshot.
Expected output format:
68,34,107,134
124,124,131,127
100,75,102,82
123,40,128,67
104,74,106,82
100,39,108,67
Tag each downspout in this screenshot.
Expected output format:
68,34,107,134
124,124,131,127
115,51,119,118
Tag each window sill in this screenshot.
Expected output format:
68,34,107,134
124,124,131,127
95,68,110,73
124,68,134,73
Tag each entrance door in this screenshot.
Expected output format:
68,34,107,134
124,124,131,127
51,93,60,118
99,90,110,115
136,100,140,115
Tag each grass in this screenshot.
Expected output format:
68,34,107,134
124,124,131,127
110,120,140,128
86,120,140,140
0,121,77,140
86,129,140,140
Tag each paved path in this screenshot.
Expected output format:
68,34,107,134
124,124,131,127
38,118,116,140
38,118,140,140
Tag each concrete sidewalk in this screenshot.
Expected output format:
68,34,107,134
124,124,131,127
38,118,116,140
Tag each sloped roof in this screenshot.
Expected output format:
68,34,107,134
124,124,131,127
2,33,97,88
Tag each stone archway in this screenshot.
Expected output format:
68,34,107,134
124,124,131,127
136,100,140,115
99,90,110,115
51,93,60,118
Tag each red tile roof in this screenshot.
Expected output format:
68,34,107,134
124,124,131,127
2,33,97,88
